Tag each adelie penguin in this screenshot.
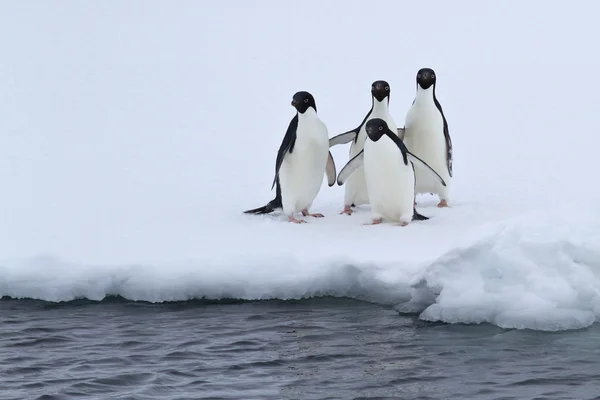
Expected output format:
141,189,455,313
399,68,453,208
243,91,336,223
328,80,400,215
337,118,446,226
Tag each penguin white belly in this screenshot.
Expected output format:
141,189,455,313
344,108,399,207
363,138,414,223
404,103,451,197
279,121,329,215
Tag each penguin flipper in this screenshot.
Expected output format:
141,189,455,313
382,126,447,187
329,130,357,147
406,152,447,187
326,151,337,187
434,97,453,178
329,109,373,147
337,150,364,186
412,208,429,221
271,115,298,190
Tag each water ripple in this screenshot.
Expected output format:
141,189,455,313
1,298,599,399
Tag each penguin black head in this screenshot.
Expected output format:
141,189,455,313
291,91,317,114
365,118,391,142
371,80,390,102
416,68,436,90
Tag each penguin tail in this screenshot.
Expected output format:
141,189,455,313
412,208,429,221
243,182,283,215
243,196,282,215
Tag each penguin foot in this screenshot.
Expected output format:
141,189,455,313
340,205,353,215
437,199,449,208
363,218,383,225
399,221,409,227
302,210,324,218
288,216,307,224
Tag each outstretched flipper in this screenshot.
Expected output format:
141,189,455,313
329,130,357,147
406,152,446,188
326,151,336,186
336,150,364,186
271,115,298,190
382,129,447,188
329,109,373,147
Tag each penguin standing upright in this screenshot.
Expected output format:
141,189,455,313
401,68,453,207
244,91,336,223
329,80,400,215
337,118,446,226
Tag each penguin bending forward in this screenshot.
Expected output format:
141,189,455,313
400,68,453,208
244,91,336,223
328,80,400,215
337,118,446,226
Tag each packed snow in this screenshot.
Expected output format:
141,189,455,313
1,1,600,331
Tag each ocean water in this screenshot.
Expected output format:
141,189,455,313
3,1,600,399
3,297,600,400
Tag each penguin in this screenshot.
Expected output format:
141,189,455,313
337,118,446,226
400,68,453,208
244,91,337,223
328,80,400,215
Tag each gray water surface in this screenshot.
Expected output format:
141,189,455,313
1,297,599,400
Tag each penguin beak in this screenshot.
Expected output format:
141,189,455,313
291,100,297,107
418,80,434,90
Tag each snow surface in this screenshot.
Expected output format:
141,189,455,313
1,1,600,331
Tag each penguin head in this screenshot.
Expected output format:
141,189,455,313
291,91,317,114
365,118,390,142
371,80,390,102
416,68,436,90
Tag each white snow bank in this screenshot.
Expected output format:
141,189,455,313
399,209,600,331
2,206,600,332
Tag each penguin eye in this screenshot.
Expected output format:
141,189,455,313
417,74,421,78
372,86,375,90
304,98,308,103
378,126,383,131
385,86,389,91
431,74,435,79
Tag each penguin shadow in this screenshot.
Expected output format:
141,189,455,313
250,211,328,224
337,205,423,227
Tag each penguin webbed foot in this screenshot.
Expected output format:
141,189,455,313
363,218,383,226
288,216,307,224
437,199,449,208
302,209,324,218
340,205,353,215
